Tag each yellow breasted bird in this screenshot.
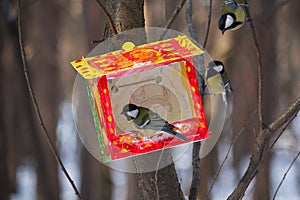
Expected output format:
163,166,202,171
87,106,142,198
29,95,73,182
121,104,188,141
218,0,247,34
205,61,232,105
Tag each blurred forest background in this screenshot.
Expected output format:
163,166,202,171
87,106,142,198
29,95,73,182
1,0,300,199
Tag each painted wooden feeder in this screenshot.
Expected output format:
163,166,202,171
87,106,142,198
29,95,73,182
71,35,209,163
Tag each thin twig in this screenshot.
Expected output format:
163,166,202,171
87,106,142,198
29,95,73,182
186,0,212,198
164,0,187,30
17,1,81,198
269,113,297,149
243,1,264,130
227,1,300,198
95,0,118,35
186,0,198,41
90,38,105,44
228,96,300,199
272,150,300,200
185,1,202,199
206,109,257,199
158,0,187,40
203,0,212,48
273,147,299,155
268,97,300,132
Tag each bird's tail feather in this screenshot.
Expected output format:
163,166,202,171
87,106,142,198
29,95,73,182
222,93,228,106
162,128,188,141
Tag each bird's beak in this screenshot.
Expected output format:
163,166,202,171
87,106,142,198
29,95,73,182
120,111,124,115
222,30,225,35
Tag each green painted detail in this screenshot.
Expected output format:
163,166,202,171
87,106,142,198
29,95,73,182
102,155,112,163
85,80,112,163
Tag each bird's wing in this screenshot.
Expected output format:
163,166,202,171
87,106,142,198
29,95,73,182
149,111,168,124
224,82,233,93
217,73,224,85
135,119,150,129
146,110,173,130
221,71,233,92
215,74,226,88
146,109,188,141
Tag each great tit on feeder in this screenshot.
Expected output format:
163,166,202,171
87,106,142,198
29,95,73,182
218,0,247,34
121,104,188,141
205,61,232,105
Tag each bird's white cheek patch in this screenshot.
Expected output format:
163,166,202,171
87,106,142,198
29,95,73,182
127,109,139,118
225,15,234,29
213,65,223,72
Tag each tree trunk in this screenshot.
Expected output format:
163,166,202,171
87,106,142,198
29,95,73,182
103,0,185,199
134,152,185,199
81,149,112,199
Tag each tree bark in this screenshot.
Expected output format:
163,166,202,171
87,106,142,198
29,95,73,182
103,1,185,199
81,149,112,200
134,151,185,200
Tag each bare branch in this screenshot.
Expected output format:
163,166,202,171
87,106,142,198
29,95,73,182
228,96,300,199
203,0,213,48
95,0,118,35
268,97,300,133
243,1,265,130
206,109,257,199
186,0,212,199
185,1,204,199
186,0,198,41
227,3,265,199
158,0,187,40
227,1,300,198
17,0,81,198
272,150,300,200
164,0,187,30
269,113,297,149
91,38,106,43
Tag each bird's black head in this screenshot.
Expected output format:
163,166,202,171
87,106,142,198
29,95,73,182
218,14,228,34
218,13,241,34
121,104,139,120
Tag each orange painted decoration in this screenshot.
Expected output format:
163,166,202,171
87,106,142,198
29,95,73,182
70,35,204,79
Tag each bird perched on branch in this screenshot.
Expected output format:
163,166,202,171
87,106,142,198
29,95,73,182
121,104,188,141
205,61,232,105
218,0,248,34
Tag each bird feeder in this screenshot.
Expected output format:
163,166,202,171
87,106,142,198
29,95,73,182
71,35,209,162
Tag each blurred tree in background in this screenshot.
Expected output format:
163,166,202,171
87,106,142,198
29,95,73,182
1,0,299,199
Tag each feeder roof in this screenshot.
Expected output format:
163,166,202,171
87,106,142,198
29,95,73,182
71,35,204,79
